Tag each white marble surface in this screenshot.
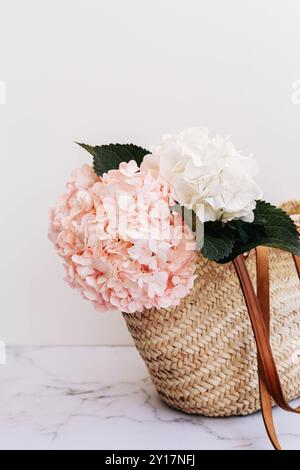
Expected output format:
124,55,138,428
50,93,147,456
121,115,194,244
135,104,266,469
1,346,300,450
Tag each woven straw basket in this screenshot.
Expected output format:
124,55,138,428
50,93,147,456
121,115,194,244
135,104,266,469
123,201,300,418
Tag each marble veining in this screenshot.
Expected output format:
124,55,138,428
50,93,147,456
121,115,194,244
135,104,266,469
1,346,300,450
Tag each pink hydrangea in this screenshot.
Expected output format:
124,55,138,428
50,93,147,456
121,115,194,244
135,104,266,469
49,157,197,313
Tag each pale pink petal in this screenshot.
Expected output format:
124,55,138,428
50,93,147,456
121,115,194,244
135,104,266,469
49,162,197,313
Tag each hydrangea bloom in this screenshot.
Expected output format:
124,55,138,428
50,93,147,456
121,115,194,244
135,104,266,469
49,158,197,313
153,127,262,223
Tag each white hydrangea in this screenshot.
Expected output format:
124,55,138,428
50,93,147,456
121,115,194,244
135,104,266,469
153,127,262,223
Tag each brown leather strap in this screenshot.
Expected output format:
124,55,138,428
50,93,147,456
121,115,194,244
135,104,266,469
234,255,293,407
257,251,300,450
259,380,281,449
233,251,300,450
294,255,300,278
256,247,281,450
256,247,270,324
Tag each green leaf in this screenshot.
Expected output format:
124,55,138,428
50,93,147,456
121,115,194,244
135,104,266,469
75,143,98,158
201,221,235,261
171,200,300,263
254,200,299,238
218,200,300,263
76,143,149,176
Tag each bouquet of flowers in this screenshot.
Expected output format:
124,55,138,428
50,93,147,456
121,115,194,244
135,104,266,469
49,127,300,314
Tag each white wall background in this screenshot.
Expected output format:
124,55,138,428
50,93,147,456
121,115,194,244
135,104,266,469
1,0,300,345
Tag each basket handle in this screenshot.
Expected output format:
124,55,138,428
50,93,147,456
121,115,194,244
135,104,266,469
294,255,300,278
233,249,300,450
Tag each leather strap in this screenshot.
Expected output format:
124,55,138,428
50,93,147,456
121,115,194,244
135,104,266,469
294,255,300,278
256,247,281,450
233,250,300,450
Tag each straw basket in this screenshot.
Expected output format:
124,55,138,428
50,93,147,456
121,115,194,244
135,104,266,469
123,201,300,418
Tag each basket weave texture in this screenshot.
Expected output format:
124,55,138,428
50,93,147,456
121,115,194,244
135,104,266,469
123,201,300,417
